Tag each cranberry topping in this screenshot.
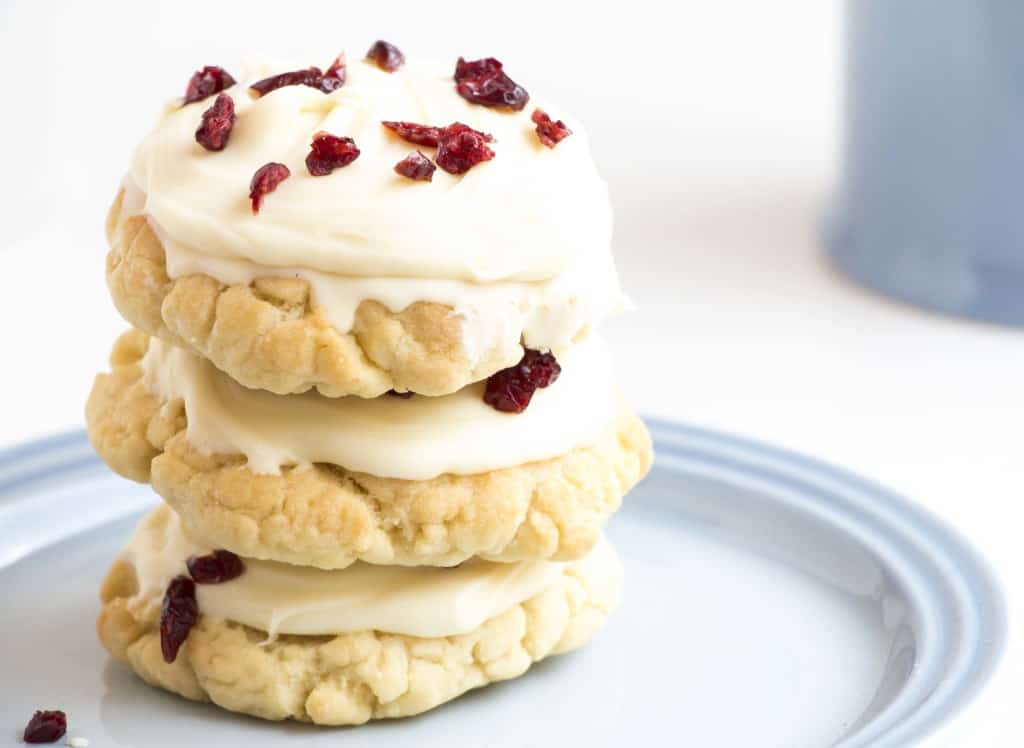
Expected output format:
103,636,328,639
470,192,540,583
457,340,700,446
483,373,534,413
381,121,443,147
394,151,436,181
383,121,494,174
22,711,66,744
321,53,347,92
454,57,529,111
194,93,236,151
184,66,236,105
305,132,361,176
187,549,245,584
531,108,572,148
250,53,346,97
483,349,561,413
435,122,495,174
249,162,291,214
365,40,405,72
160,575,198,664
250,67,323,96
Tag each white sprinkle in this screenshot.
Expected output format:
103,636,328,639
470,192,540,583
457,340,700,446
67,738,89,748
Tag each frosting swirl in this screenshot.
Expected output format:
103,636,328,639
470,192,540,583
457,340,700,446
128,57,613,283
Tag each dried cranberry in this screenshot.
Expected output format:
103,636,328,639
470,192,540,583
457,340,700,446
365,40,405,72
382,120,495,174
483,373,535,413
531,108,572,148
249,162,291,214
194,93,235,151
483,349,561,413
183,65,236,105
435,122,495,175
454,57,529,111
160,575,198,663
22,711,66,744
306,132,360,176
381,121,443,147
187,549,245,584
394,151,436,181
250,53,347,96
321,53,347,92
522,349,562,388
250,67,324,96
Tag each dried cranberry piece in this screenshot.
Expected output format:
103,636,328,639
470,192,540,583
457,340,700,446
521,349,562,388
184,65,236,105
320,53,347,92
250,67,324,96
365,40,405,72
187,549,245,584
394,151,436,181
306,132,361,176
454,57,529,111
249,162,291,214
22,711,66,744
194,93,236,152
381,121,443,147
531,108,572,148
483,373,536,413
483,349,561,413
435,122,495,175
160,575,198,663
250,53,347,96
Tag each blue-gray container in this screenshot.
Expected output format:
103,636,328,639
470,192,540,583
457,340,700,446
827,1,1024,325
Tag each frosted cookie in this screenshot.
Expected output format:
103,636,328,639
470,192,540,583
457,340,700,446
97,505,623,724
107,53,623,398
86,330,652,568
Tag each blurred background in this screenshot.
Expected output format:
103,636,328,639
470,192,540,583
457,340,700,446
0,1,1021,744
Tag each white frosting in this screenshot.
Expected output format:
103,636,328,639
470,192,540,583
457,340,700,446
124,505,622,639
140,333,618,479
128,57,612,283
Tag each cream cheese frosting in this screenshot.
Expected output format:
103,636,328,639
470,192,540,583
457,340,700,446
128,57,613,283
140,332,618,479
124,504,623,639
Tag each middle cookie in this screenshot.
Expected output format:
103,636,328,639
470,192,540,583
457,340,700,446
87,330,652,569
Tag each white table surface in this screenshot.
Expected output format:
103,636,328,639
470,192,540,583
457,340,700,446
1,1,1020,745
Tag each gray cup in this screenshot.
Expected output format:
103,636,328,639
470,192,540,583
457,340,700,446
828,0,1024,325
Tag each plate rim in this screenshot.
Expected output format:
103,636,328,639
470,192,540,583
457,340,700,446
647,417,1007,747
0,422,1007,747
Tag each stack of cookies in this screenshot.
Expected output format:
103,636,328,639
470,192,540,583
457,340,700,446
86,43,652,725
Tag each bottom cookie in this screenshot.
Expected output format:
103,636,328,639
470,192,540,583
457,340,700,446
97,515,623,725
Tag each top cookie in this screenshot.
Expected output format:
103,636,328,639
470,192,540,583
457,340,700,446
110,49,624,397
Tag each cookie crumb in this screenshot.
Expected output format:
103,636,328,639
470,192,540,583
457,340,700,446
66,738,89,747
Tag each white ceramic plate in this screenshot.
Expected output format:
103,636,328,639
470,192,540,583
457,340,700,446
0,421,1005,748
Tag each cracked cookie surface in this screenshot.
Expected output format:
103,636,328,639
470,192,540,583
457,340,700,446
106,188,538,398
86,330,653,569
97,537,621,724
